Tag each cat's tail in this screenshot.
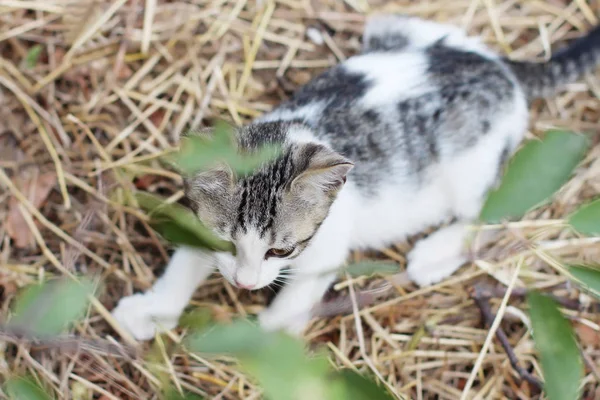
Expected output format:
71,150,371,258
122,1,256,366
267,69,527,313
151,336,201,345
505,25,600,99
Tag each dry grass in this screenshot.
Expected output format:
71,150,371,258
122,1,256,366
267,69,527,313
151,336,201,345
1,0,599,399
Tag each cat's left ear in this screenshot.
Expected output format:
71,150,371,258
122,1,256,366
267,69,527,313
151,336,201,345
291,143,354,195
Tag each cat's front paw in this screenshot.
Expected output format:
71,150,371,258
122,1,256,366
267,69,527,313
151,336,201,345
406,241,466,287
111,293,181,341
258,308,310,336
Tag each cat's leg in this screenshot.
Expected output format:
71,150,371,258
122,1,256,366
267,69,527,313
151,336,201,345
111,246,215,340
259,200,352,335
406,221,471,287
259,272,338,336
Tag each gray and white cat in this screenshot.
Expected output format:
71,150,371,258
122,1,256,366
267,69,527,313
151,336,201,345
112,15,600,339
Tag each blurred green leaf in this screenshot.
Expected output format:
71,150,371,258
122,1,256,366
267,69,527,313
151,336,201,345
170,122,281,177
185,319,273,356
405,325,427,351
341,261,400,278
186,320,334,400
332,370,395,400
23,45,43,69
4,376,53,400
179,308,213,331
11,278,95,336
528,292,583,400
480,131,588,223
135,192,235,254
568,198,600,236
162,387,204,400
569,265,600,299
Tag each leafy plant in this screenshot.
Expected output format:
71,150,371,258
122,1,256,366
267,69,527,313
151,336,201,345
10,277,96,336
479,129,594,399
480,130,588,223
341,261,400,278
4,376,53,400
569,265,600,300
135,192,235,254
168,121,281,177
22,44,43,69
569,198,600,236
163,388,204,400
528,293,583,400
9,123,595,400
185,319,394,400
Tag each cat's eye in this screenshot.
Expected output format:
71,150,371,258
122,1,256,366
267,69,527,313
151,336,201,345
265,247,294,259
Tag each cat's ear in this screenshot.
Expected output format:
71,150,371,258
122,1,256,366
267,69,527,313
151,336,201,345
291,144,353,195
184,164,234,207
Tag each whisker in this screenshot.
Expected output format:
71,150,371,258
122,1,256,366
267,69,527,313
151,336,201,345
273,279,287,286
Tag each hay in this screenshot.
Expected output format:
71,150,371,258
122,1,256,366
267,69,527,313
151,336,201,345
0,0,599,399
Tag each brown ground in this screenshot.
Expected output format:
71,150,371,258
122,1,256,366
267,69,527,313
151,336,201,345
1,0,599,399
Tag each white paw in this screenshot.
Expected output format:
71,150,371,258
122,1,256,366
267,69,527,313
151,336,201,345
258,308,310,336
407,254,465,287
111,293,181,341
406,226,468,287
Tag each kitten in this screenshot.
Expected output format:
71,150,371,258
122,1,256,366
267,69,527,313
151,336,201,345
112,15,600,339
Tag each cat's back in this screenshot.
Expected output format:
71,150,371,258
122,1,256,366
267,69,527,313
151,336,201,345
261,16,525,192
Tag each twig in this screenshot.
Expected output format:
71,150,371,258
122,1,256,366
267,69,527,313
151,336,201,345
470,283,543,391
313,290,379,318
0,323,139,360
346,273,403,400
461,259,523,399
481,282,580,310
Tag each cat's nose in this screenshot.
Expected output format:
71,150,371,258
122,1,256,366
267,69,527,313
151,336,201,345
234,268,258,289
234,279,255,290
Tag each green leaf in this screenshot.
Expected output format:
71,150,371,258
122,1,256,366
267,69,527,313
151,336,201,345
527,292,583,400
185,320,332,400
170,121,281,177
569,265,600,299
480,130,588,223
23,45,43,69
178,308,213,331
569,198,600,236
5,376,53,400
11,278,95,336
185,319,273,356
162,387,204,400
341,261,400,278
135,192,235,254
331,370,395,400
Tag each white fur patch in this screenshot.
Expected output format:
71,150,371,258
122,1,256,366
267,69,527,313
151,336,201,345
343,52,431,107
364,14,494,56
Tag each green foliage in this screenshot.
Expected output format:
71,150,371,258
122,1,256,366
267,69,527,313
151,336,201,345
11,278,95,336
4,376,53,400
169,122,281,177
569,265,600,300
480,131,588,223
527,292,583,400
331,370,395,400
341,261,400,278
178,308,214,331
23,45,43,69
135,192,235,254
568,198,600,236
162,388,204,400
185,319,392,400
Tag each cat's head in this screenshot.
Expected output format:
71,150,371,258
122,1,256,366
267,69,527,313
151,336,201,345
183,122,353,289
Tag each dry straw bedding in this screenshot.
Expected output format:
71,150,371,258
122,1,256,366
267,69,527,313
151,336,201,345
0,0,599,399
